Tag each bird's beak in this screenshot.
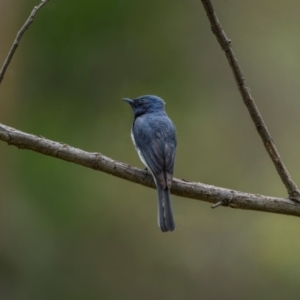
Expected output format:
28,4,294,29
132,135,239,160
122,98,133,104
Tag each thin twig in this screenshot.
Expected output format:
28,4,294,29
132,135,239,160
0,122,300,217
211,201,223,209
0,0,49,86
0,0,299,220
200,0,300,201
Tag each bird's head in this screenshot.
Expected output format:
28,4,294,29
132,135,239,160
123,95,165,117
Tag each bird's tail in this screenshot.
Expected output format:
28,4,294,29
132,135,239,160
157,185,175,232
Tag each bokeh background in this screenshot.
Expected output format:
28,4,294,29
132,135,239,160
1,0,300,299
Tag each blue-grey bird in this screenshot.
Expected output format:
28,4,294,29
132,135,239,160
123,95,176,232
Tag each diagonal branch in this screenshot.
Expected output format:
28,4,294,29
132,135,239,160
1,0,300,220
1,122,300,217
0,0,50,86
200,0,300,201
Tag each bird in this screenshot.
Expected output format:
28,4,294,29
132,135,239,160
123,95,176,232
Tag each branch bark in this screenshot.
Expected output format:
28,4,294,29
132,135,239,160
200,0,300,201
1,0,300,221
1,123,300,217
0,0,49,86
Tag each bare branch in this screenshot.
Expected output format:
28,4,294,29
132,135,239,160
200,0,300,201
0,0,49,86
1,123,300,217
0,0,299,220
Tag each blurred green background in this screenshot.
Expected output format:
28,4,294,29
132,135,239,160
1,0,300,299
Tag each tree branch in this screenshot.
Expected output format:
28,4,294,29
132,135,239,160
200,0,300,201
0,0,49,86
1,123,300,217
1,1,300,221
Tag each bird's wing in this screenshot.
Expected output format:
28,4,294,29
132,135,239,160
164,141,176,188
132,116,176,189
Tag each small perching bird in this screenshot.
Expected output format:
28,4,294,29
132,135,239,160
123,95,177,232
